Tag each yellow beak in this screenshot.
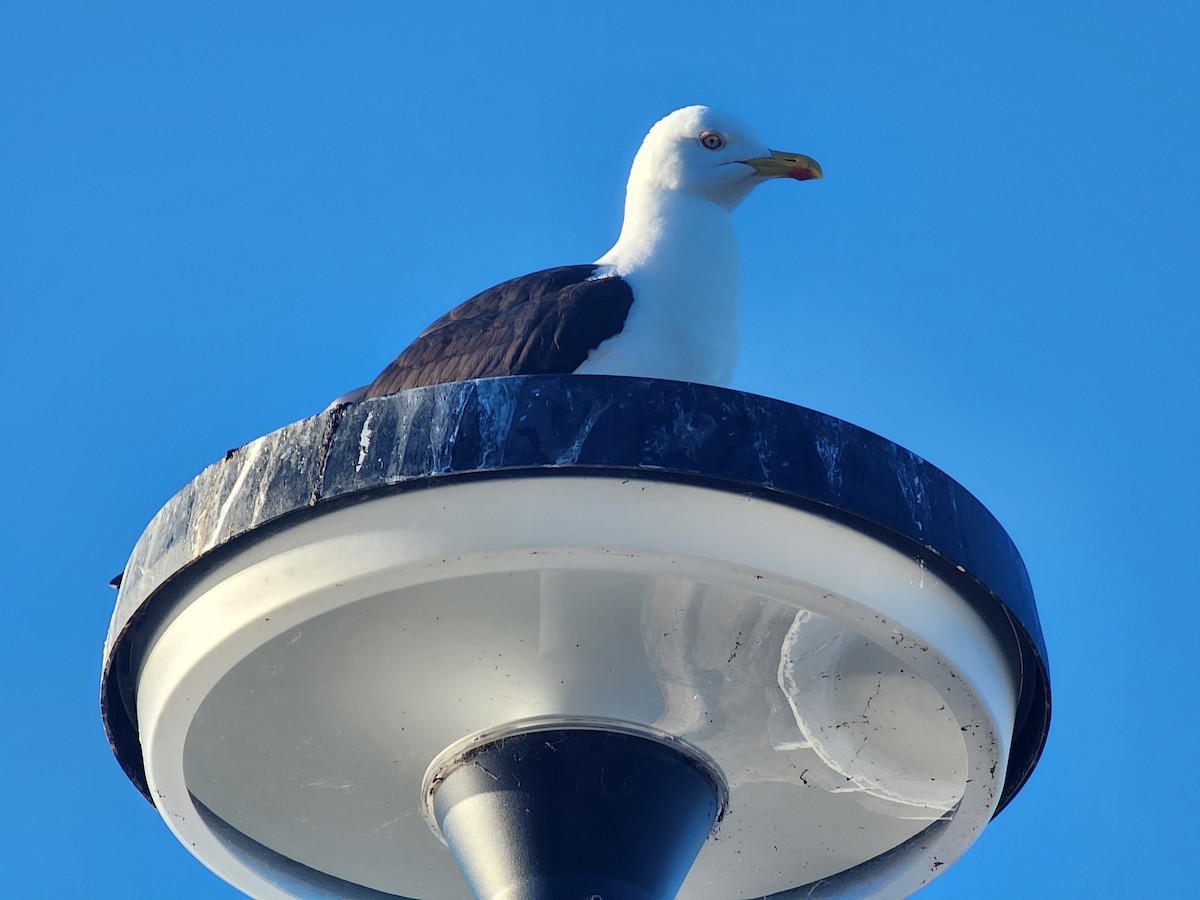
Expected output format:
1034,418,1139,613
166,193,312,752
741,149,823,182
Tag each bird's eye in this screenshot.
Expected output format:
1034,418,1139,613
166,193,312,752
699,131,725,150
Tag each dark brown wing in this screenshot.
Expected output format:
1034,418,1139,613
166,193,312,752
364,265,635,397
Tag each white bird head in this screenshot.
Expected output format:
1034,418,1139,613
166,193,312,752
626,105,823,210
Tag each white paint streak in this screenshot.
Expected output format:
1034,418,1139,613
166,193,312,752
205,440,263,551
355,411,374,473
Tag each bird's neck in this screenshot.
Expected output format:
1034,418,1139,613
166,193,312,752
596,188,739,278
591,187,742,386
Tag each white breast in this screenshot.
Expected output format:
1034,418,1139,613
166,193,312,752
576,192,742,386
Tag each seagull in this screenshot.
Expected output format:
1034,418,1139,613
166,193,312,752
335,105,821,405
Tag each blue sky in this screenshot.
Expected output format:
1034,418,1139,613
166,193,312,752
3,1,1197,896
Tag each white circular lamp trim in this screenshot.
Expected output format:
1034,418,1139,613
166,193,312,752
136,476,1017,899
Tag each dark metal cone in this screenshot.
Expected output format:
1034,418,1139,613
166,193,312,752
431,729,723,900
